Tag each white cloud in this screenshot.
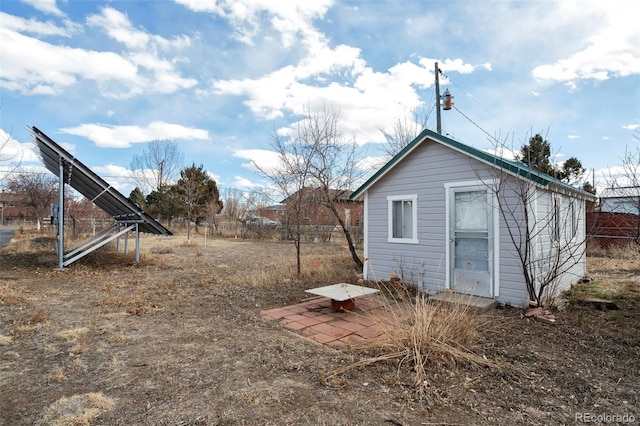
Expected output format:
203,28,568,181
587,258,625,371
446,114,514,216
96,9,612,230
174,0,333,47
420,57,486,75
1,27,134,96
146,3,494,148
206,171,221,183
532,1,640,86
212,51,485,145
92,163,131,178
486,145,518,161
0,129,40,165
21,0,64,17
622,124,639,130
92,164,136,194
1,8,197,98
0,12,79,36
60,122,210,148
568,134,579,139
232,175,261,190
232,148,282,174
356,155,388,176
87,7,191,51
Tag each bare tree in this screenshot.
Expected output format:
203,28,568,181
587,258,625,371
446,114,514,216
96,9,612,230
221,188,247,235
130,140,184,195
67,194,110,238
301,104,365,269
7,170,58,230
257,103,365,274
378,106,431,159
255,130,313,276
480,135,592,307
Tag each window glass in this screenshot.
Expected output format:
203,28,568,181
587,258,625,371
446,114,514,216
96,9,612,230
389,196,417,242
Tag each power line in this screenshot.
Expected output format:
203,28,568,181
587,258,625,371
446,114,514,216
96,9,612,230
440,70,517,136
451,105,504,147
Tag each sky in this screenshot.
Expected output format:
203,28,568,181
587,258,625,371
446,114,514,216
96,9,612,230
1,0,639,202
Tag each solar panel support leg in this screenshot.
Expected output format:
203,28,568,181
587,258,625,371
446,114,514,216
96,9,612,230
135,223,140,263
57,159,65,270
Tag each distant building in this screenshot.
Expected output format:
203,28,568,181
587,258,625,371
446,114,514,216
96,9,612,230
587,186,640,248
281,187,363,228
599,186,640,214
0,192,36,224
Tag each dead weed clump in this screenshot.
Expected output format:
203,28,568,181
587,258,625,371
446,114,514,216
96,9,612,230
56,327,90,355
37,392,116,426
326,285,495,397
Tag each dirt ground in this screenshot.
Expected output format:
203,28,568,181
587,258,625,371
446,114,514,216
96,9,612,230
0,233,638,425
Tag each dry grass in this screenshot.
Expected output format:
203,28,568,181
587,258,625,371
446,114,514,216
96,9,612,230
326,282,496,397
567,278,640,307
578,244,640,307
47,366,67,383
0,284,27,305
1,227,639,425
56,327,90,355
587,241,640,259
37,392,116,426
30,309,46,324
57,327,89,343
225,252,359,289
0,334,13,346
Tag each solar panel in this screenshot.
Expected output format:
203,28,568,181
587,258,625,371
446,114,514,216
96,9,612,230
29,126,172,236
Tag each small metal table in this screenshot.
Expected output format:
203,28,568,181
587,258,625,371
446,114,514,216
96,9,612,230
306,283,379,312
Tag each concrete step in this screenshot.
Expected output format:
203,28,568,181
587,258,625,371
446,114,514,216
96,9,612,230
428,291,498,314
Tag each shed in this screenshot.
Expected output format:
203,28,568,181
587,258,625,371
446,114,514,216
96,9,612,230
350,129,597,307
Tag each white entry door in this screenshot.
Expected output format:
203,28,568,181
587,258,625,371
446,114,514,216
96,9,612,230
449,187,493,297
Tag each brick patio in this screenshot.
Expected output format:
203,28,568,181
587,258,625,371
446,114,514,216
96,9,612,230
260,294,410,347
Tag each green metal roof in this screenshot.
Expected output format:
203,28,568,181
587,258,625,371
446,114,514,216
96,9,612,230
350,128,596,201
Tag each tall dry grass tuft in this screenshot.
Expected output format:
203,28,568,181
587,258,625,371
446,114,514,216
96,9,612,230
326,281,495,397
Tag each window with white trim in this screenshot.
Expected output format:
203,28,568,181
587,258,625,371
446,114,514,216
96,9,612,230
388,195,418,243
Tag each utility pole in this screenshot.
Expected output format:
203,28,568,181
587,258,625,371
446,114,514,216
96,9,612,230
435,62,442,134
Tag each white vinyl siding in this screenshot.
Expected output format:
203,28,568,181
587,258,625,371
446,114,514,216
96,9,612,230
387,195,418,244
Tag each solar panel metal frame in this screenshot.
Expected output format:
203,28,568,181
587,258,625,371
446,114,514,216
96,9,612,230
29,126,172,236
